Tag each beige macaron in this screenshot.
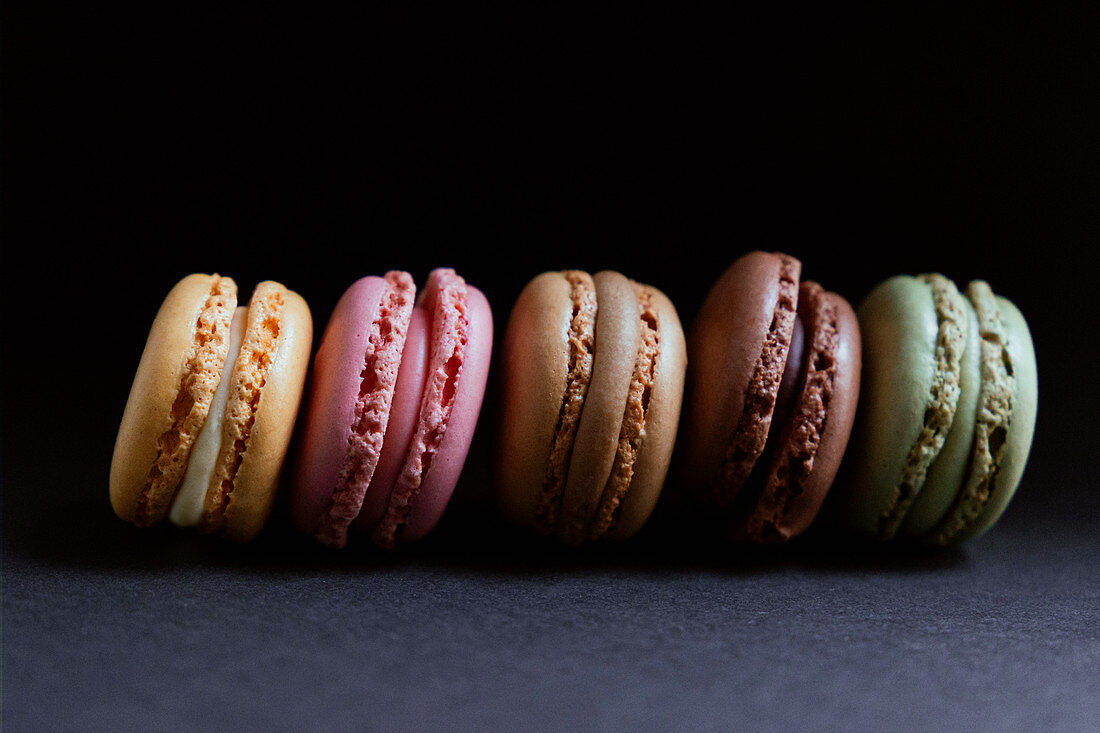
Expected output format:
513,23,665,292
110,273,311,542
496,270,687,545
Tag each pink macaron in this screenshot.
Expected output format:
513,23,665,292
291,268,492,548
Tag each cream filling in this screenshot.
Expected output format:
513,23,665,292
169,307,248,527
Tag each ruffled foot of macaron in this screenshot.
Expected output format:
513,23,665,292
495,270,687,545
291,268,492,549
110,274,312,542
681,252,862,543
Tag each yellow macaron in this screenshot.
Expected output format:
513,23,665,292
109,273,311,542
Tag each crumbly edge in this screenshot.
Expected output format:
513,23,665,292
876,274,967,539
533,271,597,536
744,283,837,542
199,282,285,534
316,272,416,549
708,255,799,505
927,281,1015,546
135,277,236,526
587,285,660,542
371,270,468,548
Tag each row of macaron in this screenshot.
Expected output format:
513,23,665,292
109,252,1037,548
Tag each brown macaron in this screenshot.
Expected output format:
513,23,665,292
496,270,687,545
109,274,312,542
681,252,861,543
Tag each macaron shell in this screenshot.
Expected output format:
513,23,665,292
494,272,589,529
354,305,430,532
604,286,687,541
403,285,493,540
218,285,312,542
290,276,391,534
741,286,861,542
900,297,982,537
557,271,642,545
110,273,238,524
372,269,485,546
681,252,801,504
954,295,1037,541
842,276,939,535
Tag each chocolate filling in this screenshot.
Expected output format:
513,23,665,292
743,284,838,542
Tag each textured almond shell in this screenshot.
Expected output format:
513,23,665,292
495,272,575,527
109,274,237,523
219,286,312,542
605,286,687,540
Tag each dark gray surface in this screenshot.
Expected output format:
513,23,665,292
4,499,1098,732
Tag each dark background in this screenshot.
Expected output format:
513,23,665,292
3,5,1098,731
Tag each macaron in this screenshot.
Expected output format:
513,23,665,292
840,274,1038,545
291,268,492,549
110,274,312,542
681,251,861,543
495,270,687,545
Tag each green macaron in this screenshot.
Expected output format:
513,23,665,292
841,274,1037,545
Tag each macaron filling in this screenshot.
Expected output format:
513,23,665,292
712,253,799,503
314,272,416,549
170,306,248,527
588,285,661,541
928,281,1016,545
875,274,968,539
135,276,237,526
728,312,805,523
533,271,597,535
199,283,287,534
372,269,470,548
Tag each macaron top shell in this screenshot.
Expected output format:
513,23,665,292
110,274,238,525
682,251,801,505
